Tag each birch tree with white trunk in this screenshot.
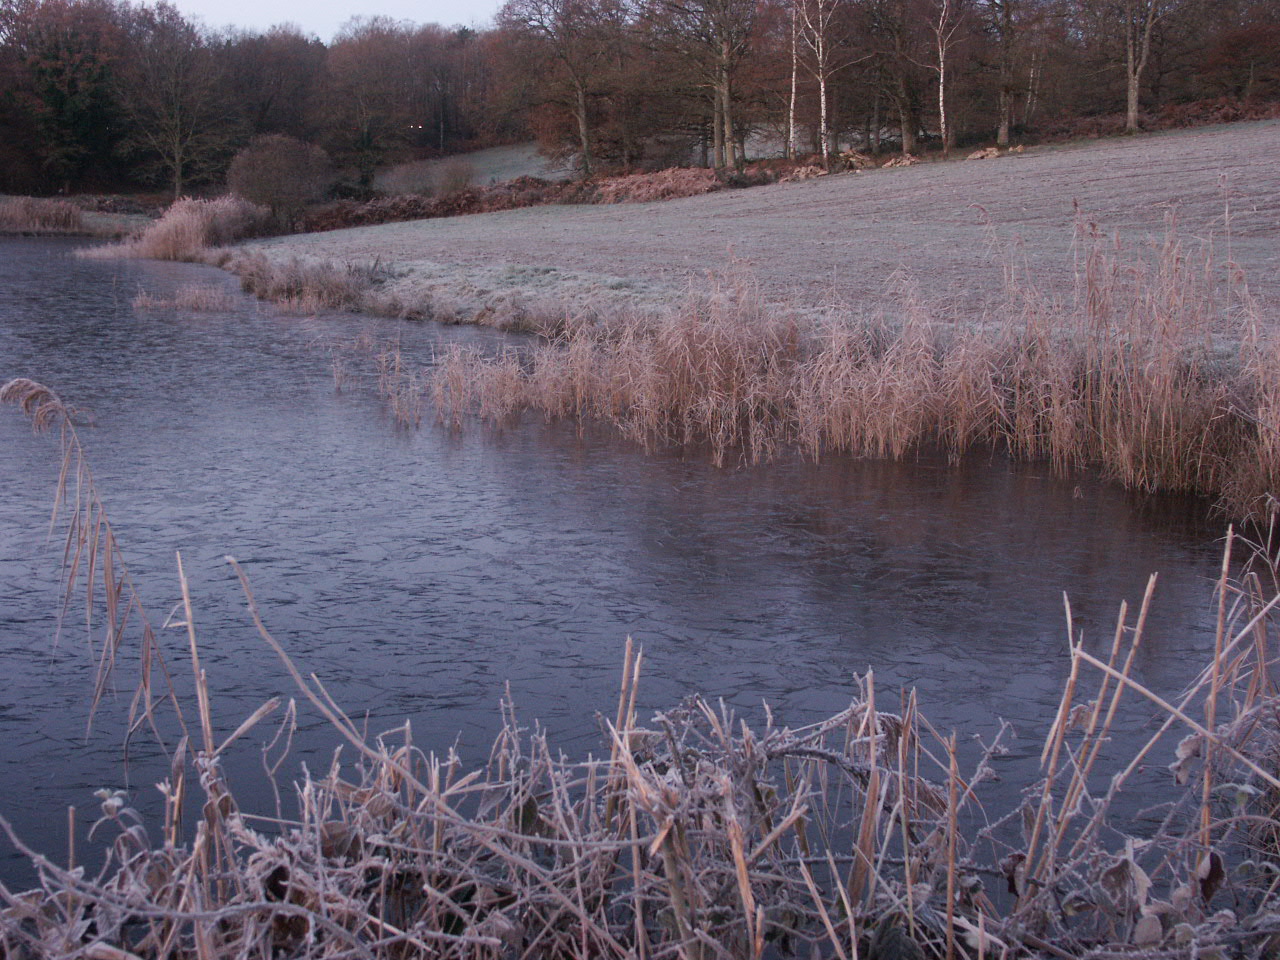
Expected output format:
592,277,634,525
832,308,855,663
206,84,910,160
928,0,965,157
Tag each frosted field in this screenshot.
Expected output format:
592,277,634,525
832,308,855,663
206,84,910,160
251,121,1280,325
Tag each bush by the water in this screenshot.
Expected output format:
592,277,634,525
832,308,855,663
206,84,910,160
228,135,334,229
223,249,384,312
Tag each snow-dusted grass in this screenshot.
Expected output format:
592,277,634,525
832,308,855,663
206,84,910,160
247,120,1280,325
428,227,1277,519
375,143,572,196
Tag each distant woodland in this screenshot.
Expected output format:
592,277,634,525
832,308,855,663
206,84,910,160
1,0,1277,196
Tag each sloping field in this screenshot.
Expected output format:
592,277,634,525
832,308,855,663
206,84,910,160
248,121,1280,323
374,143,573,195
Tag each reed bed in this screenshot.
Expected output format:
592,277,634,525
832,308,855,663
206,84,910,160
80,197,270,262
0,196,84,234
322,335,431,425
224,250,384,314
131,283,237,313
423,228,1277,521
7,375,1280,959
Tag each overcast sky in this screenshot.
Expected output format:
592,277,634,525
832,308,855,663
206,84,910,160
170,0,502,42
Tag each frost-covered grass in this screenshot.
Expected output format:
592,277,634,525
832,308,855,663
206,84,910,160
245,120,1280,325
425,226,1278,521
375,143,573,195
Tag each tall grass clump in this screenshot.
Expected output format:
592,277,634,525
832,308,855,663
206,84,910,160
9,377,1280,956
0,196,84,233
80,196,270,262
132,282,237,312
224,250,381,313
427,225,1280,520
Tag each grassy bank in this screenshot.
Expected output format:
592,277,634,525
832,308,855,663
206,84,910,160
74,193,1280,520
3,376,1280,958
1,195,163,238
415,228,1275,522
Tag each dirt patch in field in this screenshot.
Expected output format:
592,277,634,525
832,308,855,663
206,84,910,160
245,121,1280,325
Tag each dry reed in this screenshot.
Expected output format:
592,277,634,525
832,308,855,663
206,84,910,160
223,251,382,313
131,283,237,313
423,225,1277,520
80,197,270,262
0,196,84,234
7,375,1280,958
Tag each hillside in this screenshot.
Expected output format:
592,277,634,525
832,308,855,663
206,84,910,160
245,121,1280,325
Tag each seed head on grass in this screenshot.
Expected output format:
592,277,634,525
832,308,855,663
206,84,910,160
0,377,70,432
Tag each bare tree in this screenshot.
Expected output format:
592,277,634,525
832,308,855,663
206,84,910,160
861,0,929,155
643,0,757,169
323,17,416,188
1121,0,1162,132
796,0,864,165
926,0,966,156
1072,0,1190,133
976,0,1016,144
117,1,235,198
498,0,621,178
787,1,799,157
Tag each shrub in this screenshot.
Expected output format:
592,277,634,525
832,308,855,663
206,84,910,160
587,167,720,204
227,135,333,229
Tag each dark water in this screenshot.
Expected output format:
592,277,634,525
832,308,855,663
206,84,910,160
0,237,1227,884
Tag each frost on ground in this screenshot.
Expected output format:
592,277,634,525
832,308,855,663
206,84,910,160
374,143,573,196
245,121,1280,326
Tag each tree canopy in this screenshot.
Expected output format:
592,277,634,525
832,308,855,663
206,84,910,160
1,0,1275,195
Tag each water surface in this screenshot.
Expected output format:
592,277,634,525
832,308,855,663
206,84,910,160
0,237,1227,884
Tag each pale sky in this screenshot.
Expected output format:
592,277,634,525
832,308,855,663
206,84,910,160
172,0,502,42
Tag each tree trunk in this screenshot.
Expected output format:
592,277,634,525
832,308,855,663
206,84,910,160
1125,68,1141,133
712,90,724,168
1023,50,1040,125
897,79,916,154
574,80,593,177
871,84,882,155
996,0,1014,146
720,44,736,169
787,5,798,159
937,49,949,158
818,71,830,167
997,87,1011,147
1125,0,1159,134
